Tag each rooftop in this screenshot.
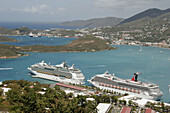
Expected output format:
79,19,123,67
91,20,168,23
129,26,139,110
145,108,156,113
96,103,112,113
56,83,87,91
121,107,132,113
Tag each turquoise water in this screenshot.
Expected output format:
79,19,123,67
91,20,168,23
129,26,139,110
0,36,76,46
0,36,170,102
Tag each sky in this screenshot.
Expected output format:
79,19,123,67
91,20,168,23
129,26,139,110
0,0,169,22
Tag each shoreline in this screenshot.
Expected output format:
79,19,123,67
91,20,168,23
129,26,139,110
0,48,116,59
116,44,170,49
0,54,29,59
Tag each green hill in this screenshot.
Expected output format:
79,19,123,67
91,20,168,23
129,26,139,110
22,35,117,52
119,8,170,25
0,44,24,58
121,12,170,28
0,36,18,42
0,27,34,35
59,17,124,27
0,36,117,58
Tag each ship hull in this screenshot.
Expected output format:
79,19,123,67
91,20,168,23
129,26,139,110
29,69,85,84
88,80,162,101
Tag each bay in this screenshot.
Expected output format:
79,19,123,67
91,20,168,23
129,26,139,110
0,36,76,46
0,36,170,103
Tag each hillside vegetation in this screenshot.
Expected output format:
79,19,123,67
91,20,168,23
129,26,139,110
0,36,18,42
0,44,26,58
119,8,170,25
0,80,98,112
59,17,124,27
22,35,116,52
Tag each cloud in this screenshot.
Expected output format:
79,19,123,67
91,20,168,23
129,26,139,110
22,4,48,14
57,7,66,12
0,4,54,15
94,0,161,8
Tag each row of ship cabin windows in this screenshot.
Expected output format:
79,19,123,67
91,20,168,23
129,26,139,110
36,71,71,78
99,83,141,93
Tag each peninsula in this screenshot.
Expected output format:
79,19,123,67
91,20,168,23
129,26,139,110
0,36,18,42
0,35,117,59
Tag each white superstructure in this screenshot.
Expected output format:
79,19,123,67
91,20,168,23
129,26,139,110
28,61,85,84
88,71,163,100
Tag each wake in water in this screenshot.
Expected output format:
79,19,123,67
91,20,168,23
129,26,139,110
84,65,106,68
0,68,13,70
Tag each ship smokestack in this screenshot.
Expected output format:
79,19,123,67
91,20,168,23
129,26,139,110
131,73,138,81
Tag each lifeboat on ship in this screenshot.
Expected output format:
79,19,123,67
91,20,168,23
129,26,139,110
137,91,141,94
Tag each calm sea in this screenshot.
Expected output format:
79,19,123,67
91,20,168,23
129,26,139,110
0,36,170,103
0,22,84,30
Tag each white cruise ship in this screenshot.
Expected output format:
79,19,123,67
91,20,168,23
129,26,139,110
28,61,85,84
88,71,163,100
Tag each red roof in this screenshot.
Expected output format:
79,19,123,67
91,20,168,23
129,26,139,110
56,83,87,91
121,107,132,113
145,109,156,113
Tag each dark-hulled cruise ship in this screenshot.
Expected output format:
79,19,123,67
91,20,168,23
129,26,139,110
88,71,163,100
28,61,85,84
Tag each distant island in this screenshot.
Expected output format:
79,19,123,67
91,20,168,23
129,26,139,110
0,35,117,59
0,8,170,59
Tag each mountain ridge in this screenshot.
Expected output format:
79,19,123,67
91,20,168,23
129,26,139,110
119,8,170,25
58,17,124,27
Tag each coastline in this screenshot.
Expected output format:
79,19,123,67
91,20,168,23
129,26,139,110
0,54,29,59
0,48,116,59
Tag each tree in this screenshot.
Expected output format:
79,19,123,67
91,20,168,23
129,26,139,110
0,89,3,96
161,102,165,112
128,100,133,106
113,96,118,104
122,100,127,105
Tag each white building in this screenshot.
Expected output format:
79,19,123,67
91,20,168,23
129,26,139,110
1,87,11,95
119,95,170,107
86,98,95,101
96,103,112,113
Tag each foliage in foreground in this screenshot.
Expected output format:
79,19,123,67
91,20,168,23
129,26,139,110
0,80,97,113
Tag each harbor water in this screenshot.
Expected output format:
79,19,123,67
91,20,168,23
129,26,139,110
0,36,170,103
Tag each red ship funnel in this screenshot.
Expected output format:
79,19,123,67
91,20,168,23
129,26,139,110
131,76,135,81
